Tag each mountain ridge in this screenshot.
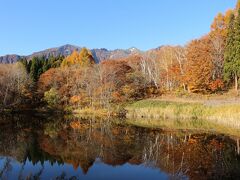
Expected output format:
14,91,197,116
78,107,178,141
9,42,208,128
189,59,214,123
0,44,143,64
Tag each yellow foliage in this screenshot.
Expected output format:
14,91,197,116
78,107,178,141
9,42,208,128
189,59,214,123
210,12,228,38
236,0,240,11
70,95,81,104
122,85,134,95
61,48,95,67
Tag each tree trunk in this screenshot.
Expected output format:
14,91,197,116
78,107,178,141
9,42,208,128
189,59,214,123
187,85,191,93
235,73,238,93
183,83,187,92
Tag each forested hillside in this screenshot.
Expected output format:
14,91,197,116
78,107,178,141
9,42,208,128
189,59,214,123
1,1,240,113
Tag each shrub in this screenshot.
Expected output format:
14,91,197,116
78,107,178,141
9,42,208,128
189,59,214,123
44,88,60,107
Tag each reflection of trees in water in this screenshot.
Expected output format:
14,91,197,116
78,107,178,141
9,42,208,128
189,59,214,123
142,133,240,179
40,119,240,178
0,115,240,179
0,114,63,179
0,157,12,179
21,165,44,180
54,172,77,180
142,133,188,179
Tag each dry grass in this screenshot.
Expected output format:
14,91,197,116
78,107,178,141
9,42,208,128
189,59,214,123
126,99,240,129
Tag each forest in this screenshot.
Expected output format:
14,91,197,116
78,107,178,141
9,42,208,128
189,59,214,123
1,2,240,115
3,1,240,179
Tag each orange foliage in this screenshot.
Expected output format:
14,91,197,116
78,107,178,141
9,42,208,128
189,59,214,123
38,68,61,93
186,36,214,92
209,79,224,92
70,121,82,129
100,60,133,88
69,95,81,104
112,92,123,103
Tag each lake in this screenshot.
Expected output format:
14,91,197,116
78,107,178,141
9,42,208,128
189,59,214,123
0,113,240,179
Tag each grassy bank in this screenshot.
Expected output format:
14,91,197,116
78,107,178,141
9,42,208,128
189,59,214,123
69,105,127,119
126,99,240,129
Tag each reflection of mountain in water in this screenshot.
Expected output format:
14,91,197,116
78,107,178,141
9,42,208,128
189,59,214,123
0,114,240,179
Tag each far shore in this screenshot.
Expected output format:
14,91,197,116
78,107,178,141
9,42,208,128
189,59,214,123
126,94,240,130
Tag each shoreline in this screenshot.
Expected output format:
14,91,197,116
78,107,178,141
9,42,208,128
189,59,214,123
2,95,240,136
126,98,240,129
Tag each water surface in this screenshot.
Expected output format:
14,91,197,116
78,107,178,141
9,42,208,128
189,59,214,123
0,114,240,179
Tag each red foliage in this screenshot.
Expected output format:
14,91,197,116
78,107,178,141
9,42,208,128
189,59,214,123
209,79,224,92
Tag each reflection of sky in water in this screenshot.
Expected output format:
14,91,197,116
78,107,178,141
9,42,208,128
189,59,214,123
0,157,168,180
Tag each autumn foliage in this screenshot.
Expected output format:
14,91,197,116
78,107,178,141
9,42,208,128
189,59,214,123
2,1,240,112
61,48,95,67
185,36,214,92
38,55,158,109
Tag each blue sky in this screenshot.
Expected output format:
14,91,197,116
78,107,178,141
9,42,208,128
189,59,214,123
0,0,237,55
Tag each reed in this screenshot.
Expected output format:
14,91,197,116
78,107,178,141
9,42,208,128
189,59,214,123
73,108,110,118
126,100,240,129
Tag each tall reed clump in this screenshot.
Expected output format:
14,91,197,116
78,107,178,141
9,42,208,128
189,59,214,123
126,100,240,129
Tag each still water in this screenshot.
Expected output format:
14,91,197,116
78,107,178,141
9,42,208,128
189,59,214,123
0,114,240,180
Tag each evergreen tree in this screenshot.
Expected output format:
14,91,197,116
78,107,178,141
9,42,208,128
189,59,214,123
51,55,64,68
27,60,32,74
19,58,29,73
30,57,44,81
224,12,240,91
22,55,63,82
233,9,240,91
30,57,40,82
42,59,50,73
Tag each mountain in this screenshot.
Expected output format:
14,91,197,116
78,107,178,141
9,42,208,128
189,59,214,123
0,54,23,63
29,44,81,59
0,44,142,64
91,47,141,63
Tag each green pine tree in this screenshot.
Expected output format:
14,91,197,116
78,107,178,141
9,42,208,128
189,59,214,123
224,11,240,92
19,58,29,73
30,57,39,82
233,9,240,91
42,59,50,72
30,57,44,82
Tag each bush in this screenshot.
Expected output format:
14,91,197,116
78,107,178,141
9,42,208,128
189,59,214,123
44,88,60,107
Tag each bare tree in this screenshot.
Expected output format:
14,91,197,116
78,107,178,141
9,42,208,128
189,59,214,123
140,53,160,89
0,63,31,108
174,46,187,91
210,35,225,80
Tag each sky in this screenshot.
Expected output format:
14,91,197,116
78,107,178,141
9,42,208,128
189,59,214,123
0,0,237,56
